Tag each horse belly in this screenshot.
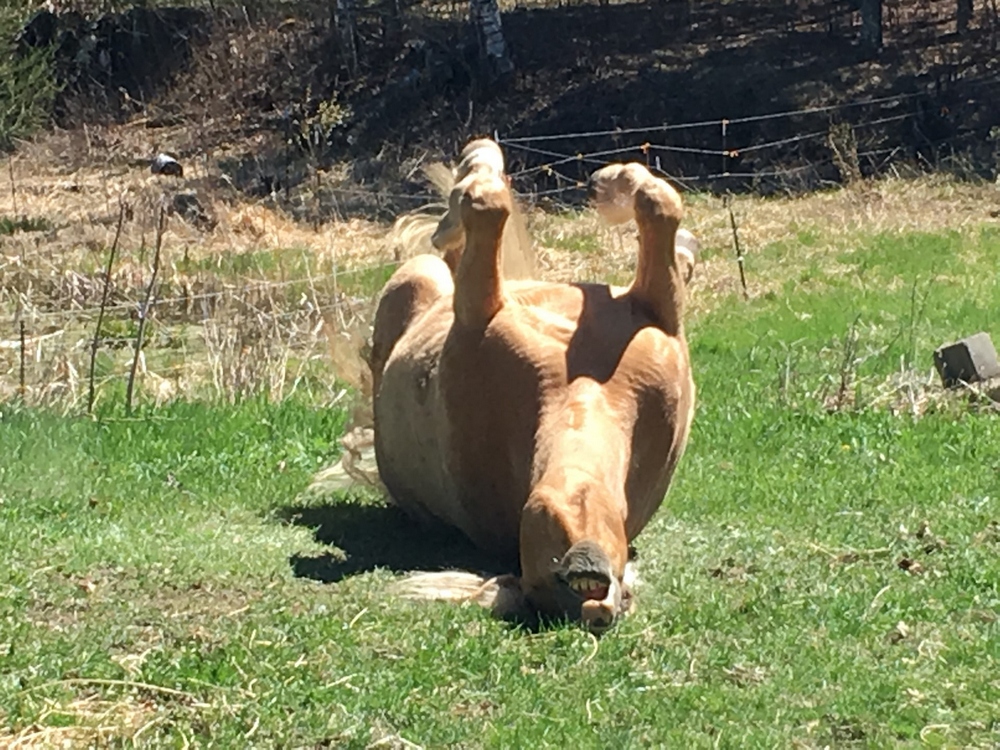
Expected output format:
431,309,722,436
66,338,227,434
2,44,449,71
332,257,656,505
438,324,545,561
374,327,470,532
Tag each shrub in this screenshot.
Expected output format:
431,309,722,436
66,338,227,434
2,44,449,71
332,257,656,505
0,4,61,150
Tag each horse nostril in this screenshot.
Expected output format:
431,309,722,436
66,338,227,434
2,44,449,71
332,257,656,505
581,599,615,631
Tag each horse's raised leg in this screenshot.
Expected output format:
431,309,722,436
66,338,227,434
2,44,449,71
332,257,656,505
587,163,687,336
631,178,686,336
452,174,512,329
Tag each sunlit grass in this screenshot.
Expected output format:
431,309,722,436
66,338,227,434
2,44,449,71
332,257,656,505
1,220,999,746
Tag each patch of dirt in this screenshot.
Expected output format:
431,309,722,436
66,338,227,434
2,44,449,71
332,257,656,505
24,566,264,639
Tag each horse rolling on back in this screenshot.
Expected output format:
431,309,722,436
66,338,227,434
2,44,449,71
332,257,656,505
370,142,695,631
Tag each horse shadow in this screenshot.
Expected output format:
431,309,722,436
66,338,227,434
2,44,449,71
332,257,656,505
277,497,507,584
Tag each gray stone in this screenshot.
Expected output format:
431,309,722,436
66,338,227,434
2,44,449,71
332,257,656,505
933,332,1000,388
151,153,183,177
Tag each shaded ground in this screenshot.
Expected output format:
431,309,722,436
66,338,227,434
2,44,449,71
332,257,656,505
280,499,506,582
15,0,1000,215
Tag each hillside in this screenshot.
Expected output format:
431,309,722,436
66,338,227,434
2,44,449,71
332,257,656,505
9,0,1000,218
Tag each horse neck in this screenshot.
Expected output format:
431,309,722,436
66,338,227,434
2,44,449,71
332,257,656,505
528,405,631,570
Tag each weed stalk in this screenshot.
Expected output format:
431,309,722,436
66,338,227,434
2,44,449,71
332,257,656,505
7,155,16,217
88,200,127,415
18,320,26,400
904,273,936,368
125,205,166,415
833,313,863,411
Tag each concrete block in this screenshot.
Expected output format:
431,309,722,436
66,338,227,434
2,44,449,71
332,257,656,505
934,332,1000,388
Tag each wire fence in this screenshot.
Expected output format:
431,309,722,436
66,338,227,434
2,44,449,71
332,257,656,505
3,85,998,410
0,240,387,411
497,74,1000,200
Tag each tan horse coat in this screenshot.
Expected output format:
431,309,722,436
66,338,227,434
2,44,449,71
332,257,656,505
371,154,695,630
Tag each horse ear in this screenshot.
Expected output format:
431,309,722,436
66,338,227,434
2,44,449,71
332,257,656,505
677,246,696,285
620,561,640,616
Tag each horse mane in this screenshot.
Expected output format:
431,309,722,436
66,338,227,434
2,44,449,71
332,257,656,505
389,161,536,280
389,560,640,625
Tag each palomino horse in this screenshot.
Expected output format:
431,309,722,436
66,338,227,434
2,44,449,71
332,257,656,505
370,142,695,631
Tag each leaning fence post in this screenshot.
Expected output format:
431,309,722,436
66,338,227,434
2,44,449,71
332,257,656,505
88,199,127,415
125,204,166,415
725,194,749,300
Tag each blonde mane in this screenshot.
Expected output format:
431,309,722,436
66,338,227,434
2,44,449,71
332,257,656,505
389,153,536,280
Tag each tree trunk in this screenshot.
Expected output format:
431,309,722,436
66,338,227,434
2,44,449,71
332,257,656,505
334,0,359,77
956,0,974,32
991,0,998,51
859,0,882,54
470,0,513,80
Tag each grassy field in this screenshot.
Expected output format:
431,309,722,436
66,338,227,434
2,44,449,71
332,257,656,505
2,201,1000,747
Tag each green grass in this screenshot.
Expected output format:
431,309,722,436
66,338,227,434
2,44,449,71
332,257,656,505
2,227,1000,747
338,261,400,299
0,4,61,151
168,245,397,293
539,228,603,255
0,215,54,235
173,246,334,280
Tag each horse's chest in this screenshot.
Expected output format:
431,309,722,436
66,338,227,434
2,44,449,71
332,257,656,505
438,326,548,526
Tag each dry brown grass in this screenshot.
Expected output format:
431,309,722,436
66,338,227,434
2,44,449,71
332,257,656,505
530,173,998,315
0,693,159,748
0,127,399,408
3,129,393,272
863,370,1000,417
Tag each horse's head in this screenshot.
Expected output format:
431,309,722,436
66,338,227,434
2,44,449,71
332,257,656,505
517,483,634,632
